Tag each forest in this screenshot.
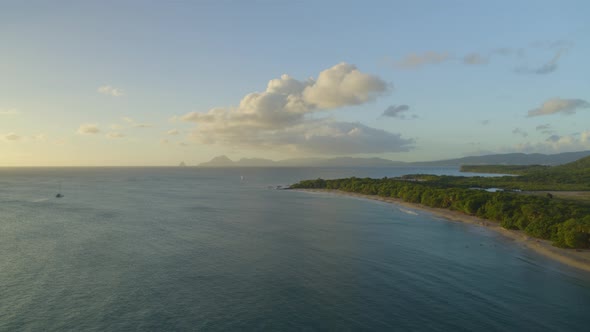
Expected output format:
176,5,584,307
290,156,590,249
460,164,549,175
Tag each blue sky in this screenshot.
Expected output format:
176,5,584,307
1,1,589,165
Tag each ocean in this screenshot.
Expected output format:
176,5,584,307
1,167,589,331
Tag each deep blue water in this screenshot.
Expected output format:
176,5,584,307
1,167,589,331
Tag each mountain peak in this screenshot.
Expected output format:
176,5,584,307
198,155,235,167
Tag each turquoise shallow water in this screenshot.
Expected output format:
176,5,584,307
1,167,589,331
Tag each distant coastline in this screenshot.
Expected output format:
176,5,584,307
292,188,590,273
198,150,590,168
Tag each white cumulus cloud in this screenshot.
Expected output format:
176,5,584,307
302,63,388,109
180,63,413,155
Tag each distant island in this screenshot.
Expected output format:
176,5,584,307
198,150,590,168
290,156,590,252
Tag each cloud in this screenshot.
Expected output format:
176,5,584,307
77,124,100,135
31,133,46,141
0,108,19,116
388,40,570,72
490,47,525,57
515,49,565,74
166,129,180,136
98,85,124,96
530,40,574,50
106,132,125,139
133,123,153,128
382,105,415,119
292,121,413,154
463,53,489,65
302,63,388,109
515,41,573,75
180,63,413,155
480,120,490,126
3,133,20,141
189,119,413,154
507,131,590,154
289,121,414,154
535,124,554,134
512,128,528,138
121,117,153,128
527,98,590,117
395,52,450,68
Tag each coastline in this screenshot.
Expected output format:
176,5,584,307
292,188,590,273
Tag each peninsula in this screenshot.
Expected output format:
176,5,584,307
289,156,590,270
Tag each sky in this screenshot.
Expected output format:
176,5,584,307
1,0,589,166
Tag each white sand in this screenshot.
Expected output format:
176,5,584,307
294,189,590,273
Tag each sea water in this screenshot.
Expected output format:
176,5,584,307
1,167,589,331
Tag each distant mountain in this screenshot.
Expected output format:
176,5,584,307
278,157,405,167
197,156,402,167
198,155,235,167
553,155,590,171
416,150,590,167
197,150,590,168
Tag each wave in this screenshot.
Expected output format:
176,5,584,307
399,208,418,216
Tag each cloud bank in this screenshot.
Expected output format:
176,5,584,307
509,131,590,154
181,63,413,155
527,98,590,117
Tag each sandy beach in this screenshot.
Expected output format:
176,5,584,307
293,189,590,273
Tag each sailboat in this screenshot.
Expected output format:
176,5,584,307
56,182,64,198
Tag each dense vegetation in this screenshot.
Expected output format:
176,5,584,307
460,164,549,175
290,156,590,249
436,156,590,191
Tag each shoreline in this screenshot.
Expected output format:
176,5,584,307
292,188,590,273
